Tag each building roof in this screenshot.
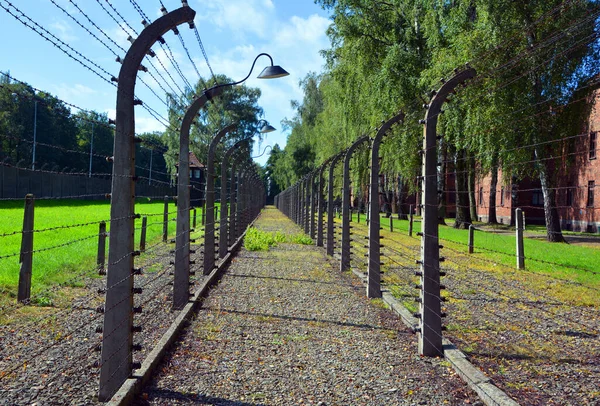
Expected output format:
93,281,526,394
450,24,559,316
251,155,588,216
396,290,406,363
189,152,204,169
176,151,205,168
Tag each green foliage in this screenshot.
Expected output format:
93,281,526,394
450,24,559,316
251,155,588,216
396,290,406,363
290,233,314,245
273,0,600,240
163,73,264,180
244,227,313,251
0,73,171,179
244,228,281,251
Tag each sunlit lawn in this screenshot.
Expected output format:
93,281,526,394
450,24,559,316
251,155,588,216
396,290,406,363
0,198,200,304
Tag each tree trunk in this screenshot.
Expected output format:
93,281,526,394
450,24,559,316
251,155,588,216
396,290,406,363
510,175,519,227
437,138,447,225
487,154,499,224
454,148,472,229
522,8,565,243
380,174,392,217
534,147,566,242
397,176,408,220
391,176,398,216
468,152,478,221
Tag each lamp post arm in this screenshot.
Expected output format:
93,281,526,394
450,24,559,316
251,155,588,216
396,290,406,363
210,53,275,90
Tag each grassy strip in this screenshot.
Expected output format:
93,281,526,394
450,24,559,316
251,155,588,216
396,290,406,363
0,199,203,304
376,214,600,285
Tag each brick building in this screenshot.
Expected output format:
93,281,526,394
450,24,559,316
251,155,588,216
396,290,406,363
474,93,599,232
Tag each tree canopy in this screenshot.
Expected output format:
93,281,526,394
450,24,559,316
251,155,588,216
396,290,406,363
272,0,600,240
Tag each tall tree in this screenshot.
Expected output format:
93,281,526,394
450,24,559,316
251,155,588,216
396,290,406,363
162,74,264,179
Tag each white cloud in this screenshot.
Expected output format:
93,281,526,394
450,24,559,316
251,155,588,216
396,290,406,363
105,108,167,134
275,14,330,48
51,83,96,105
193,0,274,39
50,20,78,42
135,115,168,134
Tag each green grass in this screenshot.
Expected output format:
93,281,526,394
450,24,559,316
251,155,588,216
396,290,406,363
436,224,600,285
244,228,285,251
0,198,193,305
374,213,599,285
244,227,314,251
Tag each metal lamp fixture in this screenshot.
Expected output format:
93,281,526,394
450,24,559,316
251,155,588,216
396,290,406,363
257,64,290,79
258,119,276,133
211,53,289,90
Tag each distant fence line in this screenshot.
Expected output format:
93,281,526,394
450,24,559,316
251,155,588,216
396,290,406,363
0,165,174,200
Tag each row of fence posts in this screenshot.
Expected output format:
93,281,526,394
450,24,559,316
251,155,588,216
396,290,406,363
91,5,266,401
96,148,263,400
275,66,478,358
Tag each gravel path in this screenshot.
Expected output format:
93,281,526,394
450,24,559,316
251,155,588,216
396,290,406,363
339,216,600,405
135,207,479,405
0,239,207,405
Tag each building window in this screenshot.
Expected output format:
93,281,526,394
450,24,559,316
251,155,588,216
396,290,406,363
500,186,505,206
479,187,484,206
588,181,595,207
194,169,201,179
590,132,597,160
532,189,544,207
566,186,574,207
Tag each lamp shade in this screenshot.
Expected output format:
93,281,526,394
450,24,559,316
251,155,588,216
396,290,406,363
259,123,277,133
257,65,290,79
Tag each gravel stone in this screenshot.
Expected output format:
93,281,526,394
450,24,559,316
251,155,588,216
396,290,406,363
134,208,479,405
0,240,207,405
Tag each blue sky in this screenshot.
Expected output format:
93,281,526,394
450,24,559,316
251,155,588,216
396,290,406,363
0,0,331,164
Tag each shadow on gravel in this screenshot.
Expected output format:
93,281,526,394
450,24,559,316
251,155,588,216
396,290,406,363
136,389,262,406
452,295,565,307
466,349,592,364
227,273,355,287
207,307,412,334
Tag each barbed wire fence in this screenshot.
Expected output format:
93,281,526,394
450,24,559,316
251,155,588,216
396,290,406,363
0,0,268,404
275,22,600,401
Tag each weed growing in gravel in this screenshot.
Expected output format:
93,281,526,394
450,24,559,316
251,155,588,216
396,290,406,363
371,298,390,310
244,228,281,251
244,227,313,251
290,233,313,245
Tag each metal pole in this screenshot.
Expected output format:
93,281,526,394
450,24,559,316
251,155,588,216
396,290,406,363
89,122,94,178
18,194,34,303
229,161,238,247
149,149,153,185
316,159,331,247
327,153,343,257
310,173,316,239
368,113,404,298
417,67,476,357
468,224,474,254
341,135,370,272
97,220,107,270
163,195,169,243
203,124,236,275
32,100,37,171
99,7,196,401
409,204,414,236
221,140,250,258
140,216,147,252
516,208,525,269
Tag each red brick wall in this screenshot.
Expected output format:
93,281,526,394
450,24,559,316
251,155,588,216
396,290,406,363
556,92,600,232
476,91,600,232
475,169,545,225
